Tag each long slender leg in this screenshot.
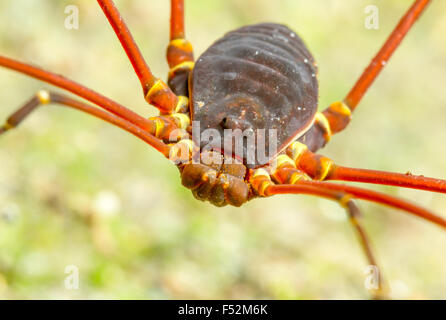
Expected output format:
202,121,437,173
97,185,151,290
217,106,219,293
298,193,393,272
97,0,179,114
253,166,389,298
312,0,431,147
167,0,194,99
295,179,446,229
0,91,170,155
0,55,155,132
345,0,431,111
345,200,379,274
326,166,446,194
286,141,446,194
170,0,186,42
270,164,382,280
252,156,446,229
168,0,194,66
255,169,446,227
345,200,385,299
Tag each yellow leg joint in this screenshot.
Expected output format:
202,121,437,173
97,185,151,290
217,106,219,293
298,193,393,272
329,101,352,117
275,154,296,170
251,169,273,197
318,156,334,181
170,113,191,130
286,141,308,165
339,194,354,208
146,79,165,99
168,61,195,80
0,122,14,132
289,171,310,184
258,180,273,197
145,79,178,114
169,39,194,53
149,117,165,138
167,39,194,69
315,112,332,142
36,90,51,104
174,95,190,114
252,168,270,179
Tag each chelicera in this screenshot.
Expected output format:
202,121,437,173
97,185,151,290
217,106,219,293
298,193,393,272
0,0,444,298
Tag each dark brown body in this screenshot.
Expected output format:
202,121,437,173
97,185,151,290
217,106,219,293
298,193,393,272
190,23,319,166
174,23,327,207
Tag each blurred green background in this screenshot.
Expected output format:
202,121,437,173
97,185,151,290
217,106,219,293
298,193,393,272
0,0,446,299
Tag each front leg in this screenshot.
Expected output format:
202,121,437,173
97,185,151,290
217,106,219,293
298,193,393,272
303,0,432,152
0,90,170,155
98,0,179,114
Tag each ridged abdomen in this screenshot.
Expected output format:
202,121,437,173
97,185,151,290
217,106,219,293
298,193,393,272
191,23,318,166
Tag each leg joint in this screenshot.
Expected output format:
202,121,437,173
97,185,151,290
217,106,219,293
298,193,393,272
145,79,178,114
322,101,352,134
36,90,51,104
167,38,194,68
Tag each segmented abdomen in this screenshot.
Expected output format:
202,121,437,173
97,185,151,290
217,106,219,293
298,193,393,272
191,23,318,166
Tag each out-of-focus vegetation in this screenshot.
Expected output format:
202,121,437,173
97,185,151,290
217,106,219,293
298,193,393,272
1,0,446,299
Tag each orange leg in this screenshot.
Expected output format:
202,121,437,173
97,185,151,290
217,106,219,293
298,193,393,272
0,55,156,132
265,142,446,229
0,91,170,155
313,0,432,144
326,166,446,194
252,160,446,229
167,0,194,67
345,0,431,111
167,0,194,98
170,0,186,41
288,142,446,195
285,180,446,230
254,168,446,230
167,0,194,68
264,164,385,298
344,199,385,299
97,0,179,113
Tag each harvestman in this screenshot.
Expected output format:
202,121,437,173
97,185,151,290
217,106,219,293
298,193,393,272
0,0,444,298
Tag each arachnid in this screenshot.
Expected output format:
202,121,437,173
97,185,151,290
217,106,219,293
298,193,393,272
0,0,445,299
